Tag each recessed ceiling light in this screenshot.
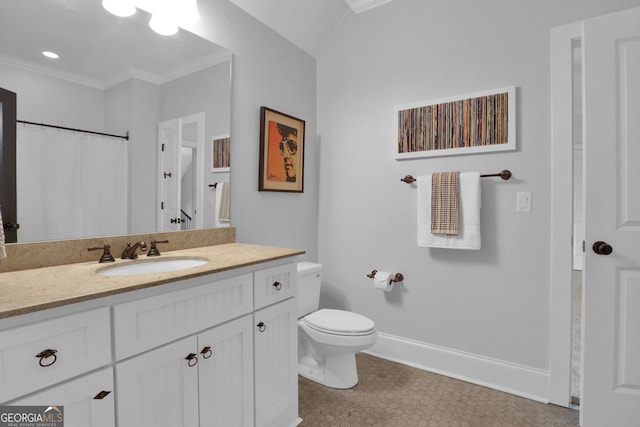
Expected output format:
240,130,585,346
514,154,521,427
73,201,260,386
42,51,59,59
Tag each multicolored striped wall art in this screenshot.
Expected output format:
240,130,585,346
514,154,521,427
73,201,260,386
395,86,516,159
212,135,230,170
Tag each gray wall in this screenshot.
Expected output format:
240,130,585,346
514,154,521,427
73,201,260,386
0,63,104,130
315,0,640,394
191,0,318,261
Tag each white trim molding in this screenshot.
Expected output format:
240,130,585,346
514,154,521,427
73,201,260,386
549,20,583,408
366,332,550,403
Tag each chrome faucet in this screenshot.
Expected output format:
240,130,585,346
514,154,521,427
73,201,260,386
121,241,148,259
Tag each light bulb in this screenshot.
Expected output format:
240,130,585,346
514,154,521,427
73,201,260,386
102,0,136,17
149,14,178,36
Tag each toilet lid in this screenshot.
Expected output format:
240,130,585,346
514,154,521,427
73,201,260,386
304,309,376,336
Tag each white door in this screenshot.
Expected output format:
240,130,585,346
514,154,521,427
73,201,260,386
158,119,181,231
581,6,640,427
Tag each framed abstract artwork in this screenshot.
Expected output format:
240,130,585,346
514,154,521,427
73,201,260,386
259,106,305,192
395,86,516,159
211,134,230,172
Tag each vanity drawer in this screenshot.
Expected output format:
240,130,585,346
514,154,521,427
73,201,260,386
0,307,112,403
113,272,253,360
254,263,296,310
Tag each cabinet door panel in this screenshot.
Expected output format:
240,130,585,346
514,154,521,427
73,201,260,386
198,315,253,427
114,273,253,360
11,367,115,427
254,298,298,427
116,336,199,427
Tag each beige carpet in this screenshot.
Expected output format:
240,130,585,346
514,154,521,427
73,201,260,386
299,353,579,426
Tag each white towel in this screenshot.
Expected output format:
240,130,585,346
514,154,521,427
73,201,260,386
214,182,231,227
417,172,481,250
0,205,7,260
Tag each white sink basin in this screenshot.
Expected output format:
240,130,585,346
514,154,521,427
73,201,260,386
97,257,208,276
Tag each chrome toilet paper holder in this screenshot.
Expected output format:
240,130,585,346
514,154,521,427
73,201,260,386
366,270,404,283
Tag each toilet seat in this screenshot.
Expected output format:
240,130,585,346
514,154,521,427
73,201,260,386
303,309,376,336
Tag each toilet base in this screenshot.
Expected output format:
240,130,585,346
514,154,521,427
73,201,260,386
298,352,359,389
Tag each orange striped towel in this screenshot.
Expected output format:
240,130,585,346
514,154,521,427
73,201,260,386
431,172,460,235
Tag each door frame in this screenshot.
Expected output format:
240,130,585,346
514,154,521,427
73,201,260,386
549,21,583,407
0,87,17,243
156,113,205,231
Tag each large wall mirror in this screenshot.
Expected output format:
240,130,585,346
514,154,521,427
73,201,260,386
0,0,231,243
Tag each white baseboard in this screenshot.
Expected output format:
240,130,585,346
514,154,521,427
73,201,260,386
365,332,550,403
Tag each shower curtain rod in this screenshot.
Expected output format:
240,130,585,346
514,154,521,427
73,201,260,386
17,120,129,140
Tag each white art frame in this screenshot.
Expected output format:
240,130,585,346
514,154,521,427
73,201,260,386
395,86,516,159
211,134,230,172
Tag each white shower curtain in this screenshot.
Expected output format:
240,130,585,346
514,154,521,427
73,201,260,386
16,123,128,242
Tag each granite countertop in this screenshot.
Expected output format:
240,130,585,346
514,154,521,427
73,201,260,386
0,243,305,319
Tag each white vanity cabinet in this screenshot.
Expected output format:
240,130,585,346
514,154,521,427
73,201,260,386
0,257,300,427
116,315,254,427
253,263,299,427
114,272,256,427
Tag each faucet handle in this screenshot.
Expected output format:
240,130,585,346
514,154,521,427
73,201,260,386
148,239,169,257
88,244,115,263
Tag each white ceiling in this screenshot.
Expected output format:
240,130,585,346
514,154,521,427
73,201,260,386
0,0,392,88
0,0,229,89
229,0,397,57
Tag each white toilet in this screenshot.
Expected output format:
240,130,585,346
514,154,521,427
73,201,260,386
297,262,377,389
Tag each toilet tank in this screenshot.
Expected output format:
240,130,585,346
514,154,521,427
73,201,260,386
297,262,323,318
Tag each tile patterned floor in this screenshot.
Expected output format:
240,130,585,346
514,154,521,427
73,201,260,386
298,353,579,427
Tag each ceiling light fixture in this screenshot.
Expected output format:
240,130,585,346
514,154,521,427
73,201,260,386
102,0,136,17
42,51,60,59
102,0,199,36
148,13,178,36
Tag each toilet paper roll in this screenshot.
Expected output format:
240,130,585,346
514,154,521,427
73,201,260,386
373,271,394,292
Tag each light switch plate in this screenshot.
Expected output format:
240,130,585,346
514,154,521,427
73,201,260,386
516,192,532,212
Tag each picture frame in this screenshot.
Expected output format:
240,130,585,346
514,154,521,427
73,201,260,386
211,134,230,172
395,86,516,159
259,106,305,192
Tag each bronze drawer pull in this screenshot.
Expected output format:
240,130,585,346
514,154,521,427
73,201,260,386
257,322,266,333
36,349,58,367
200,346,213,359
185,353,198,367
272,281,282,291
93,390,112,400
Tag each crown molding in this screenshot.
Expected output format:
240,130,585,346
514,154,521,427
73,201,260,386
0,49,230,91
0,53,103,89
